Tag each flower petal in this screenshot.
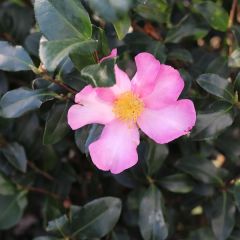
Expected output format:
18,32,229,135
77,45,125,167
131,52,160,97
89,120,140,174
142,64,184,109
96,65,131,102
100,48,117,63
67,85,114,130
138,100,196,144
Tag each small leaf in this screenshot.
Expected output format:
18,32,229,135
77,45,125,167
34,0,92,40
0,173,16,195
0,41,34,71
209,192,236,240
81,59,116,87
139,185,168,240
196,73,234,102
40,38,98,72
176,155,223,186
1,142,27,173
159,173,194,193
0,191,27,230
43,102,70,145
193,1,229,32
0,88,55,118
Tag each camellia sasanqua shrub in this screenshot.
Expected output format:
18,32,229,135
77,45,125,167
0,0,240,239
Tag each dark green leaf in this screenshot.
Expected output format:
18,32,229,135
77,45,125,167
135,0,170,23
114,14,131,40
75,124,103,154
0,191,27,230
24,32,42,57
43,102,70,145
209,192,235,240
0,173,16,195
0,88,55,118
193,1,229,31
165,16,209,43
196,73,234,102
190,104,234,140
47,197,122,239
188,227,215,240
34,0,92,40
159,173,194,193
1,142,27,173
206,56,229,78
40,38,98,72
175,155,223,186
145,141,168,176
81,59,116,87
0,41,34,71
167,48,193,64
233,180,240,212
139,185,168,240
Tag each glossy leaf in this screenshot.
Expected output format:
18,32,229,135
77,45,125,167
0,173,16,195
0,88,55,118
0,41,34,71
139,185,168,240
34,0,92,40
40,38,98,72
209,192,236,240
1,142,27,173
81,59,116,87
88,0,132,22
0,191,27,230
193,1,229,31
43,102,70,145
175,155,223,186
159,173,194,193
47,197,122,239
165,16,209,43
145,141,168,176
114,14,131,40
191,103,234,140
196,73,234,102
135,0,170,23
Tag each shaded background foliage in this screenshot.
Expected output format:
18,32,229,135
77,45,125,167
0,0,240,239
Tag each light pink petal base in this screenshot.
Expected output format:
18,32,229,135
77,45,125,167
96,65,131,102
89,120,140,174
138,100,196,144
68,85,114,130
142,65,184,109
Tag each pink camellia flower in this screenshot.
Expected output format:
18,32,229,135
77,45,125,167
68,51,196,174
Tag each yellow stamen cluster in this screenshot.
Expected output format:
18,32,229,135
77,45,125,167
113,91,144,123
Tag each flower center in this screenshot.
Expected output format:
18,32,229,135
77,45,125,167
113,91,144,123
